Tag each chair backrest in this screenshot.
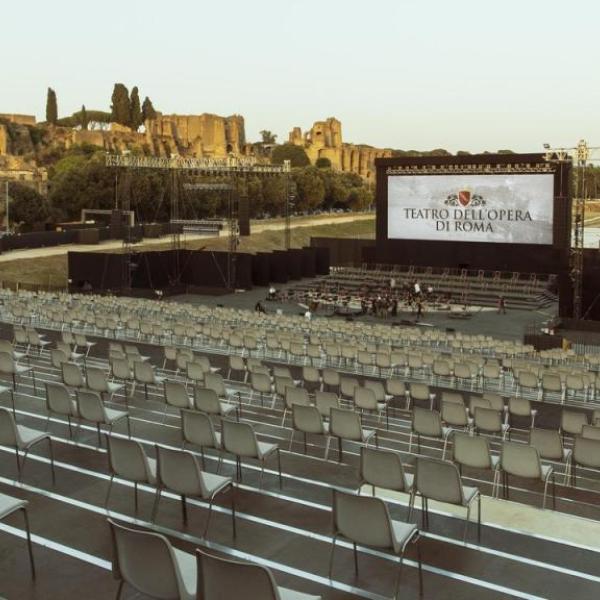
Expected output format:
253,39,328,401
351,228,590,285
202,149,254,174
62,362,84,387
292,404,324,435
332,489,394,550
412,407,442,437
561,410,588,435
360,446,408,492
108,519,187,600
285,386,310,409
164,380,191,409
452,432,492,469
76,389,104,422
330,407,362,441
0,408,18,445
196,549,279,600
529,428,563,460
414,456,465,504
573,435,600,468
354,386,378,411
482,393,505,412
302,366,320,383
508,397,531,417
45,381,73,416
221,420,258,458
322,369,340,387
582,424,600,441
107,436,152,482
181,409,218,448
410,382,430,401
501,442,542,478
251,372,271,393
86,367,108,393
441,391,464,405
111,358,132,380
50,348,68,369
469,396,491,416
156,445,205,496
315,391,339,417
194,387,221,414
363,380,385,402
135,361,155,383
204,373,226,397
474,407,502,433
340,377,359,398
386,378,406,397
441,401,468,427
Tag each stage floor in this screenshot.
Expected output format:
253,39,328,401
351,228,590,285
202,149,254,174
167,278,558,342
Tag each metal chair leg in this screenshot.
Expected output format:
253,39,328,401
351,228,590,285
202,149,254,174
21,507,35,579
105,475,114,508
48,438,56,484
328,534,338,579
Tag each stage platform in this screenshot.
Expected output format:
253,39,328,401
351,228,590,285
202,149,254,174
167,277,558,342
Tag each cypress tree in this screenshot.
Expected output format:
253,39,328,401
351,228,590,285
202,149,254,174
46,88,58,124
130,86,142,130
80,105,89,130
141,96,157,122
110,83,131,127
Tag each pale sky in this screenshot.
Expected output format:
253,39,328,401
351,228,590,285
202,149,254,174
2,0,599,153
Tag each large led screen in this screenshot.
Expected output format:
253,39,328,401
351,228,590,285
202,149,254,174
387,173,554,244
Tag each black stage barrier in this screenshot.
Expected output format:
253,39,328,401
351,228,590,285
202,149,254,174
300,247,317,278
252,253,272,287
314,246,330,275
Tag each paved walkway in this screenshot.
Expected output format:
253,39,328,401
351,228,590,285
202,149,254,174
0,213,374,263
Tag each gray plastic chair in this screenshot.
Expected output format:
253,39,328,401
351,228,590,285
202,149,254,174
529,428,571,483
180,409,222,472
495,442,555,509
282,386,311,426
76,389,130,446
221,419,282,488
329,407,377,463
87,366,124,402
152,445,235,538
0,407,55,483
570,435,600,487
359,446,413,498
408,382,435,410
196,548,321,600
0,351,36,394
108,518,196,600
45,381,78,437
105,435,157,512
409,455,481,542
329,490,422,599
289,404,330,457
452,432,499,475
409,407,452,457
0,493,35,578
194,387,238,420
314,390,339,419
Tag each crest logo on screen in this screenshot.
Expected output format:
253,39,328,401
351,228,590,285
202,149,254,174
445,190,486,207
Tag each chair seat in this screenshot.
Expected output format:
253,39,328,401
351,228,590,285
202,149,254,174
106,381,124,394
0,493,27,520
104,408,128,424
12,351,26,361
361,428,375,443
279,587,322,600
391,519,418,553
0,385,11,395
209,367,220,373
201,472,232,498
541,464,553,480
14,364,32,375
490,455,500,469
17,425,49,449
219,402,237,416
462,485,479,505
172,547,197,600
404,472,414,490
257,441,278,459
70,351,85,361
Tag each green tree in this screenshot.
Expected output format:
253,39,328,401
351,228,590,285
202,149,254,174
142,96,157,122
347,186,373,211
292,167,325,212
315,157,332,169
80,105,89,130
110,83,131,127
46,88,58,124
130,86,143,131
6,182,50,229
259,130,277,144
271,143,310,168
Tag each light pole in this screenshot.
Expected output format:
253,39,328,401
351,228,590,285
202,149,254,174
5,180,9,234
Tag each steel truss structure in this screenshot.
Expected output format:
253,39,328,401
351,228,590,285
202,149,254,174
105,154,292,290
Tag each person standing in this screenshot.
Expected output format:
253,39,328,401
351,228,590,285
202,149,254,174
497,295,506,314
